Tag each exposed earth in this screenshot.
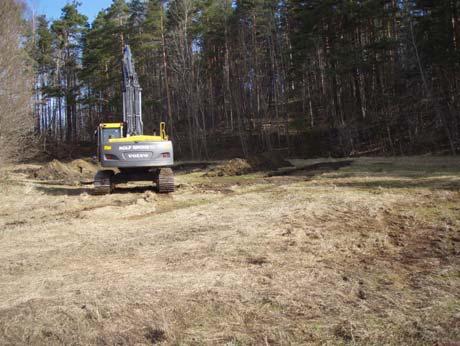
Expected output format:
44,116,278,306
0,156,459,345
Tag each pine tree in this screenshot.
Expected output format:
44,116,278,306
51,2,88,142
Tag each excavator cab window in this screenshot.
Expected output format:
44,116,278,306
101,128,121,144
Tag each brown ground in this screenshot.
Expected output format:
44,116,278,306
0,157,459,345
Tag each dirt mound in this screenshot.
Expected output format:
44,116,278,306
33,159,98,185
205,158,252,177
205,152,293,177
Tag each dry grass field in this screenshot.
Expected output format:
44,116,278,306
0,157,459,345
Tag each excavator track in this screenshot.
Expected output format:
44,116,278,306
93,170,114,195
156,168,174,193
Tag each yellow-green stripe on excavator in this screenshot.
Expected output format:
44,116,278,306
100,123,123,128
109,135,166,143
100,122,168,143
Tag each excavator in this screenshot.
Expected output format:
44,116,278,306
93,45,174,194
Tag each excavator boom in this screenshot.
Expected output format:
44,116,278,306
122,45,143,136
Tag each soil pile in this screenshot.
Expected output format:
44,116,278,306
205,152,293,177
205,158,252,177
33,159,98,184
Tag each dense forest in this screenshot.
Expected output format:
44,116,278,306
2,0,460,159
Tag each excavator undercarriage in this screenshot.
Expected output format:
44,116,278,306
93,167,174,195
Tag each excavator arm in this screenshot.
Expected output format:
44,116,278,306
122,45,143,136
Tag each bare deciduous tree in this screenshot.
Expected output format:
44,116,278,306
0,0,34,162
